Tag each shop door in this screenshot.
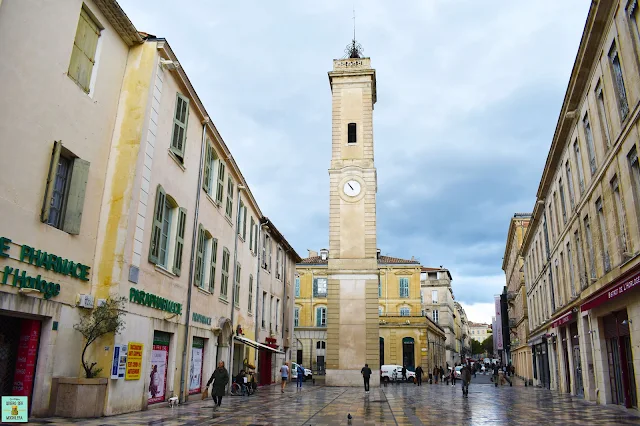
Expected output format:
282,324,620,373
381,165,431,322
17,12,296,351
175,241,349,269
622,336,637,407
380,337,385,366
258,351,272,386
573,346,583,397
189,337,204,395
149,331,170,404
296,350,303,365
316,356,325,374
402,337,415,370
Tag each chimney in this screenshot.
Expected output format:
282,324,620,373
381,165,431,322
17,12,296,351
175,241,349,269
308,249,318,258
376,249,381,260
320,248,329,261
411,256,415,261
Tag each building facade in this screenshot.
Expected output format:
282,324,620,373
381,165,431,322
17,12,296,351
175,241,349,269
294,253,445,376
502,213,533,383
0,0,299,417
420,267,460,365
522,0,640,410
469,322,492,344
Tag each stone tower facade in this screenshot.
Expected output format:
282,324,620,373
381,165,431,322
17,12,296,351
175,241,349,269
325,56,380,386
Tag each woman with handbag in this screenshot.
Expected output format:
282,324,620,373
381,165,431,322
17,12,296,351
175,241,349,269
206,361,229,412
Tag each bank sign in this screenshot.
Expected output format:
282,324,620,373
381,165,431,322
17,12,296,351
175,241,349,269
2,396,28,423
0,236,91,299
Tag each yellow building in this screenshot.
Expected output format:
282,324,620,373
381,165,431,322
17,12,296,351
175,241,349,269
294,251,445,375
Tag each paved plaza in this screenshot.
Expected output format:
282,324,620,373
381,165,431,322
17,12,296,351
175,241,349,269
30,379,640,425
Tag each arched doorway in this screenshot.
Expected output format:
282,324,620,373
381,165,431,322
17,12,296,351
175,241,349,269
380,337,385,366
402,337,415,370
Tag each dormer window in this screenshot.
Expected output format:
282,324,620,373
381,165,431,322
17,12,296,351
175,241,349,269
347,123,357,143
320,249,329,261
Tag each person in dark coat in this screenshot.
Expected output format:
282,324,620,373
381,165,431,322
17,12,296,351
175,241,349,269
207,361,229,411
361,363,372,393
461,364,471,396
415,365,424,386
401,365,407,381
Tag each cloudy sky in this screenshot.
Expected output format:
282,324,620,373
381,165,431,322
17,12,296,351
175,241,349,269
119,0,590,323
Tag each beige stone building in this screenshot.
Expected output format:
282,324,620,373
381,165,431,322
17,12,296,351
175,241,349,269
0,0,299,417
502,213,532,384
521,0,640,410
469,322,492,344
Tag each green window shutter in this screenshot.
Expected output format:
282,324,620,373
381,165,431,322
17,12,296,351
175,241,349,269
242,206,247,239
62,158,90,235
41,141,62,224
172,207,187,276
216,162,226,204
149,185,166,264
209,238,218,292
203,142,212,193
68,8,100,93
313,278,318,297
194,224,204,286
170,93,189,160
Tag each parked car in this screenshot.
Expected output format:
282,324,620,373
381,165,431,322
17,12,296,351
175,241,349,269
291,362,313,381
381,365,416,383
454,366,462,378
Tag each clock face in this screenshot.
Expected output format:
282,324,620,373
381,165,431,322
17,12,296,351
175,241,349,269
343,180,361,197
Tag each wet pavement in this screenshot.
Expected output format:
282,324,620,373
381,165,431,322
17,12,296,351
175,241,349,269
30,380,640,425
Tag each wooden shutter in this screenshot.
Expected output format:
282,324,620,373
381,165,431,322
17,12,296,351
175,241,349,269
148,185,166,264
170,93,189,159
209,238,218,292
216,162,226,204
68,7,100,93
313,278,318,297
41,141,62,224
194,224,204,286
203,142,212,193
249,217,254,249
173,207,187,276
62,158,90,235
242,205,247,239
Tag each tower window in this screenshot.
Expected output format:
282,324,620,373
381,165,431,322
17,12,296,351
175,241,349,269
348,123,357,143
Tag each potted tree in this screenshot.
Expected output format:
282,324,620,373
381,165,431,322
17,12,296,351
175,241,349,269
49,297,126,418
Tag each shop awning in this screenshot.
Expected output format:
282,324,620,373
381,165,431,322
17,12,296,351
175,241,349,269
551,311,573,328
581,267,640,312
234,335,284,354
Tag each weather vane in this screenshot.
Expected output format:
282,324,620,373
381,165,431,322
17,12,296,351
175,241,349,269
344,6,363,59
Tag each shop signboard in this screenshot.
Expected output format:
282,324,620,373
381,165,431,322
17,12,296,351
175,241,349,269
2,396,28,423
125,342,143,380
111,344,128,379
189,338,204,394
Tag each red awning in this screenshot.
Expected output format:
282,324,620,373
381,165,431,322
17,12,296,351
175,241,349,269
581,268,640,312
552,311,573,328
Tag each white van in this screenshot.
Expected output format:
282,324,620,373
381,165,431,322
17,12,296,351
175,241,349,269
380,365,416,382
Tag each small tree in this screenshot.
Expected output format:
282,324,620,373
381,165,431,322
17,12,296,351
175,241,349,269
471,339,483,355
74,297,126,378
482,335,494,355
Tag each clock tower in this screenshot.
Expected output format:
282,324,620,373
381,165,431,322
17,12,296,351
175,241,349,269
325,42,380,387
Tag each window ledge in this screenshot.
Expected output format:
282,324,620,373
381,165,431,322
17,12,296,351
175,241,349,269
196,287,213,296
168,149,186,171
234,305,240,310
205,192,222,208
224,215,233,228
219,297,229,304
155,264,177,278
248,312,253,316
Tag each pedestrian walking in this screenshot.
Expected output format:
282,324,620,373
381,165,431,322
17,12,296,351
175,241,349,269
461,364,471,397
401,365,407,381
361,363,372,393
296,364,304,389
451,365,457,386
415,365,423,386
492,363,499,387
439,366,444,384
206,361,229,412
280,362,289,393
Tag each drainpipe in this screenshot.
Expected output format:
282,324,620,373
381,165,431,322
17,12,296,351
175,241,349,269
228,183,245,390
254,224,261,368
179,119,209,403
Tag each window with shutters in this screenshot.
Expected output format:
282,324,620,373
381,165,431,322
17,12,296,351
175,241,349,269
215,161,226,204
558,178,567,224
41,142,90,234
276,246,281,280
595,81,611,149
253,223,259,253
294,307,300,327
584,215,596,279
170,93,189,161
379,306,384,316
148,186,186,275
225,177,234,219
316,306,327,327
234,262,241,307
238,200,245,237
574,140,585,194
68,6,102,93
432,310,439,324
610,175,629,255
400,307,410,317
596,198,611,273
249,217,255,253
347,123,357,143
399,277,409,298
194,225,206,288
242,204,247,240
268,237,273,271
629,147,640,222
565,160,576,210
261,292,267,329
275,299,280,331
262,235,269,269
609,41,629,120
248,275,254,312
432,290,438,303
313,278,327,297
583,114,597,175
295,277,300,297
209,238,218,292
202,140,218,196
220,248,230,299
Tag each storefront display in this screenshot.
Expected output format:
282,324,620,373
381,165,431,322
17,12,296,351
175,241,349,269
189,338,204,395
148,332,170,404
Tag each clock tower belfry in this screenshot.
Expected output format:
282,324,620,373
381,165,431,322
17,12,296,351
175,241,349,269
325,45,380,387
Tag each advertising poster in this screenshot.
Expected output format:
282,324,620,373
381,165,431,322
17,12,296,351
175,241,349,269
494,296,504,351
148,344,169,404
2,396,28,423
111,345,128,379
125,342,143,380
189,338,204,394
12,320,40,398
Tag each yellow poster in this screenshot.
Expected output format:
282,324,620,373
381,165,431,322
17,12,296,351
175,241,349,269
125,342,144,380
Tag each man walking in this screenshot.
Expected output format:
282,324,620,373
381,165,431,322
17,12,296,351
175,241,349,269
206,361,229,413
492,363,500,387
415,365,423,386
401,365,407,381
280,362,289,393
361,363,372,393
296,364,304,389
461,364,471,397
